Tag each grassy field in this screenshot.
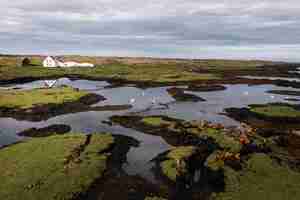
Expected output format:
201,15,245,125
0,55,286,84
0,57,220,83
214,153,300,200
0,133,114,200
0,86,88,109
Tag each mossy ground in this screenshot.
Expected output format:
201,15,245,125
142,116,241,153
141,117,172,126
160,146,196,182
112,115,242,153
249,103,300,118
187,127,242,153
0,86,88,109
0,133,114,200
214,153,300,200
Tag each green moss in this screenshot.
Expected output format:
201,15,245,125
166,146,196,160
0,133,114,200
189,128,242,153
214,153,300,200
141,117,171,126
205,151,225,171
161,159,180,182
0,86,88,109
250,104,300,118
160,146,196,182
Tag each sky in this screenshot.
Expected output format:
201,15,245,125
0,1,300,61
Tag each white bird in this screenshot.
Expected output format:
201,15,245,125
142,91,145,97
129,98,136,104
243,91,249,96
270,95,275,99
151,97,157,104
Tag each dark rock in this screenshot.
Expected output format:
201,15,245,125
167,87,206,102
18,124,71,137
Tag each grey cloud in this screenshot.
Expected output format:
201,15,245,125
1,1,300,61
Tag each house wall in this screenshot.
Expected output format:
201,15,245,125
43,57,57,67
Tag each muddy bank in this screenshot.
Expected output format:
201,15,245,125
18,124,71,137
0,93,131,121
167,87,206,102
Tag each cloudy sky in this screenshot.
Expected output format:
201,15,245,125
1,1,300,61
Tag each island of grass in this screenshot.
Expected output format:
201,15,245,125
110,115,242,153
0,86,131,121
226,103,300,125
167,87,206,102
214,153,300,200
250,103,300,118
17,124,71,137
0,133,115,200
0,86,90,109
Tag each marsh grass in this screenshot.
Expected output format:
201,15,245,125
0,86,88,109
0,133,114,200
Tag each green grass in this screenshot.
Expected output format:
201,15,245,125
0,62,219,84
0,55,288,85
160,146,196,182
139,116,241,153
214,153,300,200
0,133,114,200
0,86,88,109
188,127,242,153
250,104,300,118
141,116,242,153
141,117,171,126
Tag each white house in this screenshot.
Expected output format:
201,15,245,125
43,56,95,68
43,56,57,68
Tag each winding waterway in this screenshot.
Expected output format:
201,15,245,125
1,77,300,183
